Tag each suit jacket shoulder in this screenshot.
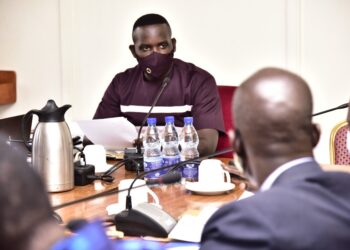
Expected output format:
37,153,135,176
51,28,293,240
200,162,350,250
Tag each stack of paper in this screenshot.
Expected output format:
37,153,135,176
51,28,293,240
168,206,218,243
168,190,254,243
77,117,137,150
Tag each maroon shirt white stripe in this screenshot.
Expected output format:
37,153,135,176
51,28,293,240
94,58,225,133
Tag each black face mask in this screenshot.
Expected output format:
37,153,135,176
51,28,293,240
137,52,174,80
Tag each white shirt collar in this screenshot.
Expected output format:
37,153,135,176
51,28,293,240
260,157,314,192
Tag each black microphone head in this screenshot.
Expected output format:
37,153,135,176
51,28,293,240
338,103,349,109
159,171,182,184
145,171,181,185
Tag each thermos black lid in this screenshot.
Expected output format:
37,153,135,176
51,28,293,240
35,100,71,122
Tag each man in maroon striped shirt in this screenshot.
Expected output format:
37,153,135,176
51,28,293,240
94,14,225,156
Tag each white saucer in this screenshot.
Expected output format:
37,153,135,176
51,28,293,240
95,163,114,174
185,182,235,196
106,203,125,215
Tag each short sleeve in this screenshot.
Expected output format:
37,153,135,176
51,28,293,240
191,74,225,134
93,76,121,119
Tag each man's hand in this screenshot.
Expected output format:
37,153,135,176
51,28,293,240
197,128,219,156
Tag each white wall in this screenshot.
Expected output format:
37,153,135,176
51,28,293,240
0,0,62,116
59,0,288,120
302,0,350,163
0,0,349,163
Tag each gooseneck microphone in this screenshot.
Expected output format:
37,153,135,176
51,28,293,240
53,147,232,211
115,147,233,237
312,102,349,117
52,170,181,211
53,147,233,237
124,77,171,171
136,77,171,153
125,169,182,210
124,147,233,209
52,147,233,211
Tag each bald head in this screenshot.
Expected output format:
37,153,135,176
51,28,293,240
234,68,317,162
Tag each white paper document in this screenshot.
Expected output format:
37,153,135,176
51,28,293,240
238,190,255,200
77,117,137,150
168,206,219,243
168,191,255,243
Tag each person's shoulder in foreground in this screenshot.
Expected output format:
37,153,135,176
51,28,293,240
200,67,350,250
0,151,64,250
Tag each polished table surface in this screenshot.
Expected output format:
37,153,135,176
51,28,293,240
50,161,350,229
50,160,245,224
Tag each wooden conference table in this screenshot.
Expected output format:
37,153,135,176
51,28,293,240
50,159,245,224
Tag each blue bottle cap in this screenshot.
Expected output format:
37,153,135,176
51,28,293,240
184,117,193,124
165,116,175,123
147,117,157,125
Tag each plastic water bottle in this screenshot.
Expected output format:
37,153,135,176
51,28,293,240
162,116,181,172
180,117,199,181
143,118,163,180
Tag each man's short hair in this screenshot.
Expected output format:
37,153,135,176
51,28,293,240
132,13,171,32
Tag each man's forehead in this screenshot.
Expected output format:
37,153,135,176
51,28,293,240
133,23,171,43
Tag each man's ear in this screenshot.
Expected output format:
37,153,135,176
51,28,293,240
233,129,250,175
233,130,245,157
129,45,137,59
311,123,321,148
171,38,177,53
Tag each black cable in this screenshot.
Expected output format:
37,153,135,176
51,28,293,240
53,186,128,210
125,148,233,200
102,159,129,176
53,148,233,210
74,146,117,183
312,103,349,117
167,160,201,173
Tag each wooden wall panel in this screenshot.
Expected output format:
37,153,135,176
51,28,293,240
0,71,16,105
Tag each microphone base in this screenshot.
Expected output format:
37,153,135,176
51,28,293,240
114,203,177,238
124,147,144,172
74,162,95,186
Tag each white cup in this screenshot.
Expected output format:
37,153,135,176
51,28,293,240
106,179,160,215
118,179,160,208
83,145,109,173
198,159,230,185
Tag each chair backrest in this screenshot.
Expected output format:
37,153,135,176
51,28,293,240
216,85,237,158
329,120,350,165
0,114,32,166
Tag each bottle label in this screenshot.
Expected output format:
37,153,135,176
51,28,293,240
182,162,199,181
144,157,164,179
162,155,181,173
162,155,181,166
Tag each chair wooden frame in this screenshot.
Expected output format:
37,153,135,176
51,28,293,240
329,120,349,164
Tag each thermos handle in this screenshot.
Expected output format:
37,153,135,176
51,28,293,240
21,110,38,151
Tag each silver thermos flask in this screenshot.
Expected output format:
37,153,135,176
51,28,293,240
22,100,74,192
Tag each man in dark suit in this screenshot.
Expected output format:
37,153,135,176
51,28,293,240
200,68,350,250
